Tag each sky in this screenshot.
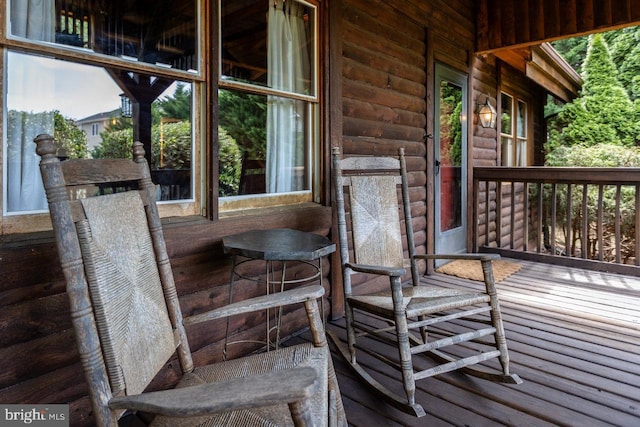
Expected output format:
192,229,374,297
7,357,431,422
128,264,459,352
6,50,181,121
6,51,123,120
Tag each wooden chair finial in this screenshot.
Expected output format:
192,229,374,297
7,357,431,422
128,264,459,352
132,141,146,163
34,134,57,158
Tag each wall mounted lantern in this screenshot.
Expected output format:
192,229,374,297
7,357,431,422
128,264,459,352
477,97,497,128
120,93,132,118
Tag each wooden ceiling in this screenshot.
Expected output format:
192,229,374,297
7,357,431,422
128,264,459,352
477,0,640,54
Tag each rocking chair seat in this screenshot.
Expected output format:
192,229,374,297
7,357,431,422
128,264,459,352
150,343,328,426
350,286,490,318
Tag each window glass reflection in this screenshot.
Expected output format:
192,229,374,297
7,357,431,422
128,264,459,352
4,51,193,213
9,0,198,72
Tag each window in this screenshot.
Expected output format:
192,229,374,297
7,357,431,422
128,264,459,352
218,0,318,209
2,1,201,225
8,0,199,72
500,92,528,166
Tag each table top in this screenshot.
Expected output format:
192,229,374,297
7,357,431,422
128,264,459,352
223,228,336,261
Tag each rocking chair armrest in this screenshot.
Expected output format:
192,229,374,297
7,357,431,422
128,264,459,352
415,253,500,262
184,285,324,325
345,262,406,277
109,367,319,417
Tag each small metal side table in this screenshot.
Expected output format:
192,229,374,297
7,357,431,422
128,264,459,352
222,228,336,358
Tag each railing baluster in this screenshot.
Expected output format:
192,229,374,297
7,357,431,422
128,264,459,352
598,185,604,261
485,181,490,247
615,185,622,264
551,183,557,256
496,181,503,247
566,184,572,257
473,177,480,252
581,184,588,259
536,182,543,253
510,182,516,249
523,181,529,252
636,185,640,266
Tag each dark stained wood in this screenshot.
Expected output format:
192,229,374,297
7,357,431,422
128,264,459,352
291,260,640,426
477,0,640,53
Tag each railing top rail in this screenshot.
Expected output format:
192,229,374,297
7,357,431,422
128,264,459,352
474,167,640,185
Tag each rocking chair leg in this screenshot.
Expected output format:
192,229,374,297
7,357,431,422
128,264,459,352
395,312,416,406
345,303,357,364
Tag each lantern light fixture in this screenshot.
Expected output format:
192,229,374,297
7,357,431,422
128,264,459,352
477,97,497,129
120,93,132,118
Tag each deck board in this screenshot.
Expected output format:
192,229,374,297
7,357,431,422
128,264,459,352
316,259,640,426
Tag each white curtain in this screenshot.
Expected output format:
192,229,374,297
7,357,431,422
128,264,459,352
10,0,55,42
6,0,55,212
266,0,309,193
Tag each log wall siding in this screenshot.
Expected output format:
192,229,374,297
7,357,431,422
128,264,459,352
0,204,332,426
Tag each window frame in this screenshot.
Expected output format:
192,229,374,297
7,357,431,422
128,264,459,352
216,0,321,213
499,91,530,167
0,0,207,234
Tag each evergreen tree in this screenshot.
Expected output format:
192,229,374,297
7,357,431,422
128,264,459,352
546,34,640,152
156,83,191,121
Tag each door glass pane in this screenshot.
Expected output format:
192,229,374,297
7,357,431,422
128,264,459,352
501,93,513,135
517,100,526,138
439,80,462,232
8,0,198,72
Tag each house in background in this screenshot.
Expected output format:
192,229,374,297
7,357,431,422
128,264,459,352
74,108,120,152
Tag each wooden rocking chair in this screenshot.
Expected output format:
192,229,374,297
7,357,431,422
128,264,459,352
330,147,521,417
35,133,346,427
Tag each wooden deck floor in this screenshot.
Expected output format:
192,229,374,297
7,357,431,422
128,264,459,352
322,260,640,427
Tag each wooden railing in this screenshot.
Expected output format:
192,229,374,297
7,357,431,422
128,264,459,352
473,167,640,275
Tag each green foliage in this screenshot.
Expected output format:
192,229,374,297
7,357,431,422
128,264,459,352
7,110,88,159
151,121,191,169
92,128,134,159
53,111,88,158
439,82,463,165
156,83,191,121
546,143,640,167
218,127,242,196
546,34,640,153
218,89,267,159
551,37,589,72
